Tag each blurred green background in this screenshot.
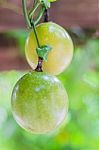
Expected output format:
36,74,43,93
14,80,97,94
0,28,99,150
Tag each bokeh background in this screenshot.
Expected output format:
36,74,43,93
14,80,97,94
0,0,99,150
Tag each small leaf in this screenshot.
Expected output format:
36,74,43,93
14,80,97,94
39,0,50,8
36,45,52,61
39,0,56,8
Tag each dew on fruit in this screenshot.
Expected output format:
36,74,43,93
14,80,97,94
42,75,49,81
35,85,45,92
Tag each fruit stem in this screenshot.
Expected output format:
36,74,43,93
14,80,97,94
30,20,40,48
30,20,43,72
35,9,50,72
35,57,43,72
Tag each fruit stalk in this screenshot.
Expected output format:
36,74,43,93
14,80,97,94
35,9,50,72
35,57,43,72
29,20,43,72
30,20,40,48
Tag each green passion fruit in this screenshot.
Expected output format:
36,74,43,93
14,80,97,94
11,72,68,134
25,22,74,75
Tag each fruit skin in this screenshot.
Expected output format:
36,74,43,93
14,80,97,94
25,22,73,75
11,72,68,134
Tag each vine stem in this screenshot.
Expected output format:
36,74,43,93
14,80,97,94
35,7,45,25
22,0,31,28
29,1,40,19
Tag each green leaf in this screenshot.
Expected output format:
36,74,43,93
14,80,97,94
36,45,52,61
